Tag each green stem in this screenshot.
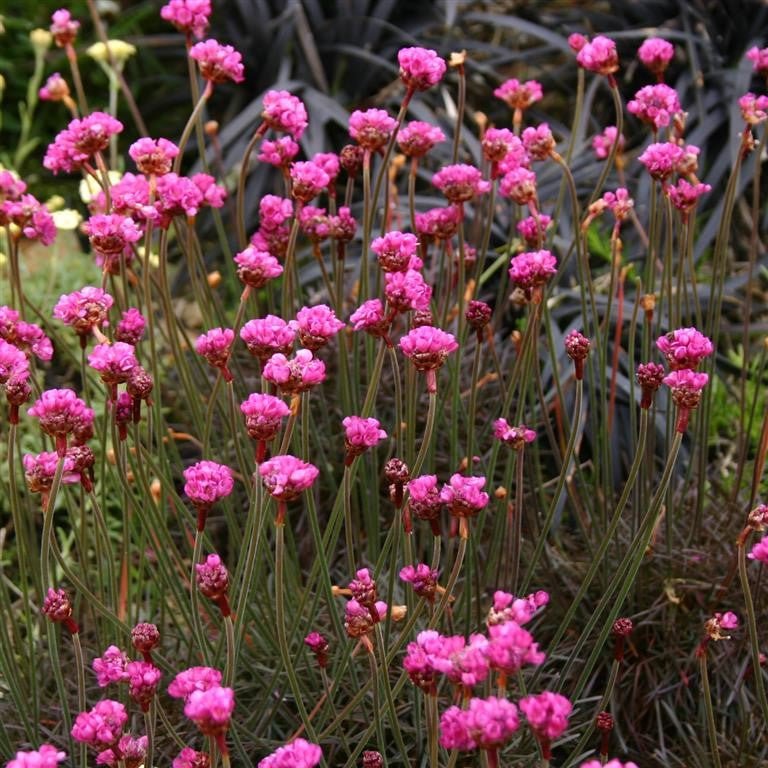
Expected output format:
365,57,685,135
174,81,213,174
40,456,66,591
223,615,235,688
411,390,437,478
700,651,723,768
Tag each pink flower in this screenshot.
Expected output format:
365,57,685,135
508,249,557,295
196,553,230,610
173,747,211,768
433,164,490,203
603,188,634,221
290,162,330,203
291,304,345,350
192,173,227,208
0,337,29,384
23,451,79,494
189,39,244,84
636,362,666,409
28,389,94,455
304,632,329,667
259,194,293,230
160,0,211,39
259,454,319,501
240,315,295,363
107,173,155,222
663,369,709,432
349,109,398,152
403,630,442,692
184,461,234,510
53,286,114,338
440,696,520,750
258,738,322,768
195,327,235,380
440,474,489,519
520,691,572,742
656,327,713,369
384,269,432,312
96,734,147,768
126,661,162,710
184,685,234,736
50,9,80,47
115,308,146,345
348,568,377,606
493,419,535,449
39,72,70,102
44,113,123,174
400,326,457,383
739,92,768,125
399,563,438,601
258,137,300,168
638,142,685,180
6,745,67,768
499,166,537,205
580,761,639,768
71,700,128,750
131,622,160,658
343,416,387,458
592,126,624,160
344,598,387,638
494,79,543,110
638,38,674,77
398,47,446,91
666,178,711,213
748,536,768,564
576,35,619,76
747,46,768,74
349,299,389,337
371,231,419,273
1,194,57,245
88,342,138,386
705,611,739,641
407,474,443,524
240,393,291,441
262,91,309,140
397,121,446,158
486,620,545,675
627,84,681,129
487,589,549,626
415,205,462,241
93,645,129,687
482,128,525,166
41,587,76,627
129,137,180,176
168,667,222,700
263,349,326,395
517,214,551,247
522,123,556,161
311,153,340,185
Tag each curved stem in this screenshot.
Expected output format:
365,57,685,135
700,652,723,768
343,466,356,575
411,391,437,478
40,456,66,591
236,126,266,249
144,703,156,768
223,615,235,688
173,81,213,174
71,632,88,768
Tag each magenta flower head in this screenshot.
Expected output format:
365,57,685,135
71,699,128,751
290,161,330,203
168,666,222,700
627,84,681,130
304,632,329,667
344,598,387,640
440,696,520,752
129,137,180,176
482,128,525,167
161,0,211,39
350,299,390,340
371,231,419,273
173,747,211,768
576,35,619,78
398,47,446,92
96,734,147,768
705,611,739,642
23,451,79,495
184,685,234,740
666,178,712,215
397,121,446,158
656,327,713,370
748,536,768,564
747,46,768,75
400,563,438,601
240,392,291,443
565,330,591,380
28,389,94,455
126,660,162,711
292,304,345,351
259,454,319,522
88,342,138,394
298,206,331,242
189,39,244,84
0,338,29,386
50,10,80,47
258,738,322,768
493,419,536,450
592,126,624,160
508,249,557,299
53,286,114,344
85,212,142,258
240,315,295,364
440,475,489,532
349,109,398,153
520,692,572,753
522,123,556,161
499,166,538,206
41,587,79,633
663,369,709,433
494,78,543,111
400,326,458,392
195,327,235,382
260,137,300,169
44,113,124,175
263,349,326,396
638,141,685,181
6,745,67,768
486,621,545,676
114,308,146,346
92,645,129,687
384,269,432,313
196,553,231,616
262,90,309,140
433,164,490,204
581,761,639,768
488,589,549,626
131,622,160,661
739,92,768,125
516,214,551,248
183,460,234,530
636,361,666,409
638,38,674,79
407,474,443,533
415,205,462,241
342,416,387,463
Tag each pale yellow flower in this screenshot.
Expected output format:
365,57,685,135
52,209,83,230
79,171,123,204
86,39,137,64
30,28,53,53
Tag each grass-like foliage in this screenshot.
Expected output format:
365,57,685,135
0,3,767,768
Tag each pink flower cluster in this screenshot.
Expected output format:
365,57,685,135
241,315,295,363
520,691,573,742
259,454,319,502
432,164,490,203
508,249,557,296
576,35,619,77
53,286,113,340
384,270,431,312
161,0,211,39
0,180,57,245
494,78,543,110
627,84,681,129
258,738,322,768
262,90,309,140
263,349,326,395
189,39,244,84
397,121,446,158
184,685,234,736
371,231,420,272
342,415,387,459
129,137,180,176
44,112,124,174
71,700,128,750
28,388,94,455
398,47,446,91
6,745,67,768
638,37,674,78
592,126,624,160
349,109,398,152
195,327,235,381
440,696,520,750
291,304,345,350
656,327,713,370
241,393,290,442
487,589,550,626
183,460,235,510
493,419,536,449
0,306,53,362
168,666,222,699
